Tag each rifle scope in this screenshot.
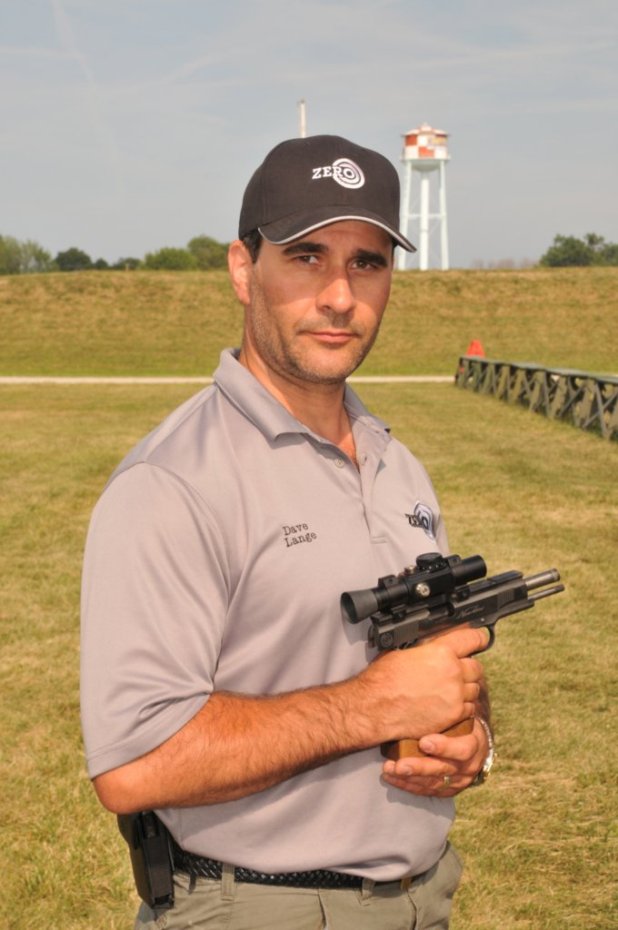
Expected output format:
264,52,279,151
342,553,487,624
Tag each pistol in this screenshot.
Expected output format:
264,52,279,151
341,552,564,759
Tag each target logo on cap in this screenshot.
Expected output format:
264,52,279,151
332,158,365,189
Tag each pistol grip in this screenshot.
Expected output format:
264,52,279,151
381,717,475,760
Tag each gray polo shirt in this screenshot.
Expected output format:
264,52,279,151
81,348,452,881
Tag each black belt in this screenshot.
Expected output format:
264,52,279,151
172,843,408,890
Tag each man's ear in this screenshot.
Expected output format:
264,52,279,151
228,240,253,306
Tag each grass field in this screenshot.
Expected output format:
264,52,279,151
1,266,617,376
1,268,616,929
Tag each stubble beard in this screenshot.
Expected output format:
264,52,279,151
246,283,380,387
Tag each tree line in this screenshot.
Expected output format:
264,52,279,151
1,231,617,274
539,233,618,267
0,235,229,274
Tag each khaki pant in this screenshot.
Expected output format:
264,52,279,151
134,843,463,930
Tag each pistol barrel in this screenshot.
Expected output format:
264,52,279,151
524,569,564,603
525,569,560,590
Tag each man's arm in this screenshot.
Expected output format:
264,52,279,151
93,625,489,814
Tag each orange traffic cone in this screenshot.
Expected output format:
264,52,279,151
465,340,485,357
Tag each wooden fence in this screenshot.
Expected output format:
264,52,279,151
455,356,618,441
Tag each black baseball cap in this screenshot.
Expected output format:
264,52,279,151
238,135,416,252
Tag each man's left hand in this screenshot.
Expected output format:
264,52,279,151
381,718,489,797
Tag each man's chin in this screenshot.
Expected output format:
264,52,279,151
290,360,362,386
289,346,370,385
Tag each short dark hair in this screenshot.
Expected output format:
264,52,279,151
242,229,262,263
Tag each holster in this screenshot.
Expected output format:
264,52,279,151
118,811,175,913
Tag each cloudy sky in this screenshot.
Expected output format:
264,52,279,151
2,0,617,268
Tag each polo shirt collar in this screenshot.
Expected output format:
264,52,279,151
214,348,390,447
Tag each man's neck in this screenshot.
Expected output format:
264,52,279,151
238,349,357,461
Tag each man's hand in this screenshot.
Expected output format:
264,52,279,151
381,717,490,797
357,625,489,743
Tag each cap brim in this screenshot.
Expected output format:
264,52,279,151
259,207,416,252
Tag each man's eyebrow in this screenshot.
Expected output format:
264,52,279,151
354,249,389,267
281,242,390,266
281,241,327,256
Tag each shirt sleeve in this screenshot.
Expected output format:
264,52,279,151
80,463,229,778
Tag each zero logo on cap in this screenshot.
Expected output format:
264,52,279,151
311,158,365,189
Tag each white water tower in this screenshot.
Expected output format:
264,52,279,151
397,123,450,271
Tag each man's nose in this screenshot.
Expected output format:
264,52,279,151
317,272,356,314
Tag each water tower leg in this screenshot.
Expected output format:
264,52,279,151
439,161,449,271
419,172,430,271
397,161,412,271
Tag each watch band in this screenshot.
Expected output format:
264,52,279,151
469,716,495,787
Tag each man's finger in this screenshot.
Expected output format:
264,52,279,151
440,625,491,658
461,657,486,682
417,731,479,761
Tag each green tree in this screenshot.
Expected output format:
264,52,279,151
143,247,197,271
0,236,53,274
0,235,22,274
583,233,605,252
19,239,54,273
585,234,618,265
599,242,618,265
55,247,93,272
540,233,618,267
187,235,228,270
540,235,594,267
112,257,142,270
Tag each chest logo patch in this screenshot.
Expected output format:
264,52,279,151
405,501,436,541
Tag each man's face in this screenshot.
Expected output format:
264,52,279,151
236,220,394,389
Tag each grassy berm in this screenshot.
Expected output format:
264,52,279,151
1,265,616,375
1,267,616,929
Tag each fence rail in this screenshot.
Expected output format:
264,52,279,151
455,356,618,441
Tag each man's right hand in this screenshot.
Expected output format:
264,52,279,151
356,625,489,743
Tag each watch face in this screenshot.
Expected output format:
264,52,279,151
470,749,494,787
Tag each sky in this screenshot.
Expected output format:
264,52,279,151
2,0,617,269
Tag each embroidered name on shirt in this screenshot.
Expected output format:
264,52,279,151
282,523,318,547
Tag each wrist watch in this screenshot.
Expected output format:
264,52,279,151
469,716,495,787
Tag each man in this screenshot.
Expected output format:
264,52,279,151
81,135,492,930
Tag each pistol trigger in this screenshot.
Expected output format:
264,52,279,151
473,625,494,654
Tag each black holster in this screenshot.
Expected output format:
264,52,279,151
118,811,174,913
